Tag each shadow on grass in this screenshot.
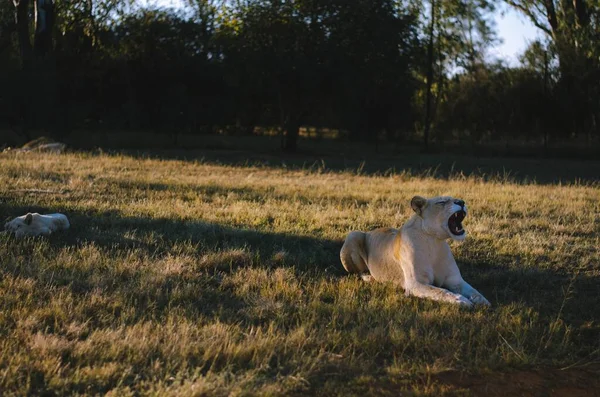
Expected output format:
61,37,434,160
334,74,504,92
0,200,341,268
111,148,600,185
109,179,372,209
0,201,343,330
1,200,599,340
458,256,600,348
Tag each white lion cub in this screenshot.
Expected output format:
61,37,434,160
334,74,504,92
4,213,70,238
340,195,490,308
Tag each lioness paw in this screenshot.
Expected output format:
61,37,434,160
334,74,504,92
470,294,491,307
360,274,374,282
454,294,474,308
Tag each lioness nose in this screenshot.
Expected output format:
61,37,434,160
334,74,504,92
454,199,465,207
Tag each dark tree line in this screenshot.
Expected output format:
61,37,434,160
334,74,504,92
0,0,599,152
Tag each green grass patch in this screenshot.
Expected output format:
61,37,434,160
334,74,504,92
0,151,598,395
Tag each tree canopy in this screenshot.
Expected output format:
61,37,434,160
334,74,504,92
0,0,598,152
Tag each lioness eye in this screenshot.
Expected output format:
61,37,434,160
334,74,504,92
436,201,447,205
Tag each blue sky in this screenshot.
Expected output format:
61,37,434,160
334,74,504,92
492,6,541,65
145,0,540,66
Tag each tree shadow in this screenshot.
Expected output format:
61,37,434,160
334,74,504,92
1,199,598,338
109,179,372,208
111,148,600,185
458,256,600,347
0,201,343,329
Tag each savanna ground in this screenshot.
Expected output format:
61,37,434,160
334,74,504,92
0,148,599,396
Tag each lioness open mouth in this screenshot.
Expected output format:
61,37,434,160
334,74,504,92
448,210,466,236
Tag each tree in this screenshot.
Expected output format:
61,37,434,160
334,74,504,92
7,0,56,141
218,0,419,151
423,0,436,150
12,0,55,64
416,0,497,147
322,0,419,143
504,0,600,139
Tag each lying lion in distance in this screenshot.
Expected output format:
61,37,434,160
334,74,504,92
4,213,70,238
340,195,490,308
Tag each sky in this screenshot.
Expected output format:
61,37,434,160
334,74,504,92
492,7,542,65
144,0,541,67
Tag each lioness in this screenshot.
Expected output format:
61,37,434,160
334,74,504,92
4,213,70,238
340,196,490,308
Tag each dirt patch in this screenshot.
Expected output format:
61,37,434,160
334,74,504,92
433,364,600,396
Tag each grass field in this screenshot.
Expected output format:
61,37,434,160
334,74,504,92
0,150,599,396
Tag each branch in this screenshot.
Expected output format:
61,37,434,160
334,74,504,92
573,0,589,27
544,0,559,32
503,0,553,36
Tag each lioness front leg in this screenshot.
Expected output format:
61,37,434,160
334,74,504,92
406,282,474,308
448,280,491,306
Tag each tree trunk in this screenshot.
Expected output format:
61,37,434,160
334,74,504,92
12,0,32,141
34,0,54,58
11,0,57,140
126,62,141,130
423,0,436,151
34,0,57,137
13,0,32,66
573,0,589,26
544,0,559,34
283,119,299,153
542,49,549,154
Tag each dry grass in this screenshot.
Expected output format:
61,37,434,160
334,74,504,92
0,151,599,396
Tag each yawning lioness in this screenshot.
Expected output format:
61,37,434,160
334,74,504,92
340,196,490,308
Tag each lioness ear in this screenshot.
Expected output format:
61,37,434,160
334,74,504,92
410,196,427,216
24,213,33,225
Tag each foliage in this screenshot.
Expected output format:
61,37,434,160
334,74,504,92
504,0,600,138
437,63,563,143
1,0,599,150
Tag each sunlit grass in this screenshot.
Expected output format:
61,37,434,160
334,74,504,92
0,151,598,395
